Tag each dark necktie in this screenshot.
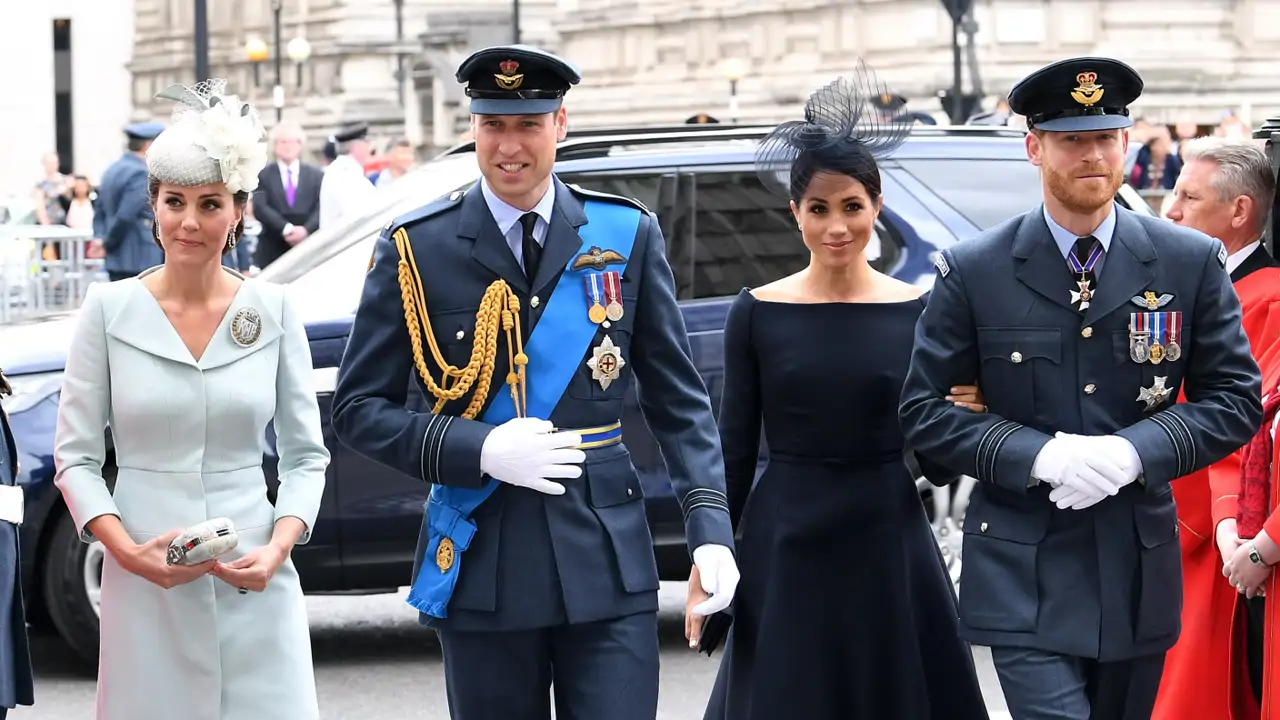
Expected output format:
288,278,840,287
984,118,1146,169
520,212,541,285
1073,236,1098,268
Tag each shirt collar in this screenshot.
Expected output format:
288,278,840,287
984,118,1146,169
1225,239,1263,276
480,177,556,237
1043,202,1116,260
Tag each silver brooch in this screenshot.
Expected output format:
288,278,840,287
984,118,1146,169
230,307,263,347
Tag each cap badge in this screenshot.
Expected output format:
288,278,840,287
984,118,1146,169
495,59,524,91
1071,71,1104,107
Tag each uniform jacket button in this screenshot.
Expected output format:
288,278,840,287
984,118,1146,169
980,522,989,533
530,296,541,308
1010,352,1023,363
1081,327,1093,338
1084,383,1096,394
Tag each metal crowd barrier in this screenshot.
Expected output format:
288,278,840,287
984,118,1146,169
0,225,105,324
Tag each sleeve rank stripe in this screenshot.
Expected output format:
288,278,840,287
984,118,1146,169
683,488,729,505
681,489,730,517
1167,412,1196,474
977,420,1020,483
1150,411,1193,478
432,416,453,485
682,500,731,521
419,414,449,485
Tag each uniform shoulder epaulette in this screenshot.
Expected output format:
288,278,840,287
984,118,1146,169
565,182,649,214
382,189,466,236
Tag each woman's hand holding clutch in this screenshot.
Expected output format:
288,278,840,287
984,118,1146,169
121,530,217,590
211,544,287,593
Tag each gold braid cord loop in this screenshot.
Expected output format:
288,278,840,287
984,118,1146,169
392,227,527,420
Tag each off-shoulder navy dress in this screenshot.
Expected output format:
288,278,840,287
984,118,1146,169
702,289,990,719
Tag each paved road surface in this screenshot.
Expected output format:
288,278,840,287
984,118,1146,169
13,583,1012,719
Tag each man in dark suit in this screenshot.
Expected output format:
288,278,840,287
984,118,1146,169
94,122,166,281
251,120,321,269
899,57,1264,720
0,373,34,718
331,44,738,719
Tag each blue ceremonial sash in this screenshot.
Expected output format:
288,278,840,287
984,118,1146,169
406,198,642,618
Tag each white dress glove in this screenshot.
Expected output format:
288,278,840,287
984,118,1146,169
478,418,585,496
690,544,739,616
1043,433,1142,510
1033,435,1122,509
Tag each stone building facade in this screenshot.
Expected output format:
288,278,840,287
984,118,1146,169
125,0,1280,159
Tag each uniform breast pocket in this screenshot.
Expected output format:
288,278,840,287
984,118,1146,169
567,328,633,401
977,327,1062,425
426,308,481,370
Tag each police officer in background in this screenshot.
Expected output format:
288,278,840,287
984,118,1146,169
94,122,166,281
332,44,739,719
899,57,1263,720
318,122,376,232
0,373,34,718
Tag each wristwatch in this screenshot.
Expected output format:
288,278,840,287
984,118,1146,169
283,222,295,236
1248,541,1271,566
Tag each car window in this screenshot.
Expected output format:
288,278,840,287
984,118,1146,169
896,158,1045,230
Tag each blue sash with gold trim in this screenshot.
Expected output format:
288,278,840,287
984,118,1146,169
406,198,642,618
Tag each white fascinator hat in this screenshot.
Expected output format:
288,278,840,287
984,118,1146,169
145,79,269,195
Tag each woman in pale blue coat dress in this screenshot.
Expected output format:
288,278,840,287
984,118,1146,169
52,79,329,719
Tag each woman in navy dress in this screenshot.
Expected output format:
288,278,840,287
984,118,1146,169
687,66,992,719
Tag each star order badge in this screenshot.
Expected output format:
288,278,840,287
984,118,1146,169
230,307,263,347
1137,376,1172,411
1070,276,1094,310
436,537,455,573
587,335,626,391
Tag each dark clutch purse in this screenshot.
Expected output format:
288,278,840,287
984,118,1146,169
696,608,734,657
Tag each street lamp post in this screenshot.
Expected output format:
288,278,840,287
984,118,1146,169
246,37,269,87
287,37,312,89
721,58,747,125
272,0,284,122
513,0,521,44
194,0,210,82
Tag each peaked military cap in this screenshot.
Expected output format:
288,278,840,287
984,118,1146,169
124,121,165,140
1008,57,1143,132
455,44,582,116
331,122,369,143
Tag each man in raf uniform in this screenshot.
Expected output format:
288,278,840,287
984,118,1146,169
899,57,1263,720
94,122,166,281
0,373,34,718
331,44,739,719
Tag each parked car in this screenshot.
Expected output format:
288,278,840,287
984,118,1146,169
0,122,1156,663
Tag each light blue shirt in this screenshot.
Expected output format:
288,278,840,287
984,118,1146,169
480,177,555,268
1043,202,1116,278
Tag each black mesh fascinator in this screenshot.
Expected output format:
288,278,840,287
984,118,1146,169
755,59,913,200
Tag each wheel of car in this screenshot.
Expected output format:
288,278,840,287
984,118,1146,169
42,510,101,664
915,474,975,589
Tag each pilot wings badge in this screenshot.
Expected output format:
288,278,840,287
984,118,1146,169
572,246,627,272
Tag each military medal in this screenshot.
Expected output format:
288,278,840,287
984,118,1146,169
1166,311,1182,362
1148,312,1165,365
1129,313,1151,364
1068,241,1103,312
585,272,607,324
1137,376,1172,412
587,335,626,391
603,270,624,322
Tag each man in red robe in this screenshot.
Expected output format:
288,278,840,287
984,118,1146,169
1153,136,1280,720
